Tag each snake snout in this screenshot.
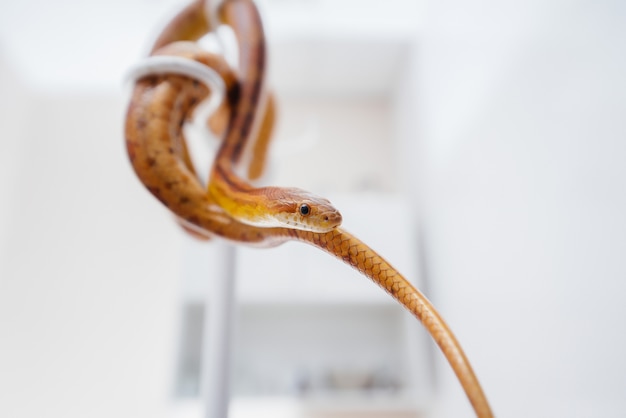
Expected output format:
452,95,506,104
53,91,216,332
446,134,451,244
321,209,342,229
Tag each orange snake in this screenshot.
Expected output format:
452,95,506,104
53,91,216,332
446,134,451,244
124,0,494,416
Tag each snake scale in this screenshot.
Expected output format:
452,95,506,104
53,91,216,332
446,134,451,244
124,0,493,416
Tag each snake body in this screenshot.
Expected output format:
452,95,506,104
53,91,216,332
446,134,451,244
124,1,494,416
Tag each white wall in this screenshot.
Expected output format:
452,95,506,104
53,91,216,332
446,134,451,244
0,50,27,252
0,93,183,418
412,1,626,416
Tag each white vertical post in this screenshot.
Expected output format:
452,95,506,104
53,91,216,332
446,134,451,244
201,242,236,418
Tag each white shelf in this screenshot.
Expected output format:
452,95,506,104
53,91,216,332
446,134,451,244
174,302,429,403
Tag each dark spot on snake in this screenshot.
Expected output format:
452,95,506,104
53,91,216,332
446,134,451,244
228,83,241,103
179,196,190,204
168,147,175,154
146,157,157,167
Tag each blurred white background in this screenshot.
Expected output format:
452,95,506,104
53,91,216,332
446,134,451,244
1,0,625,417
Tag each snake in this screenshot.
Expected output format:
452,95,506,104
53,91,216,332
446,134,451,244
124,0,494,416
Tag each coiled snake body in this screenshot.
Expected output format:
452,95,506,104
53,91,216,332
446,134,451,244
125,0,493,416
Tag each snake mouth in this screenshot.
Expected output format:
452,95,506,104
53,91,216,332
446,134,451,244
311,210,342,232
322,211,343,228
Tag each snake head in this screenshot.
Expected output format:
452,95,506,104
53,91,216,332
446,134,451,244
269,188,342,233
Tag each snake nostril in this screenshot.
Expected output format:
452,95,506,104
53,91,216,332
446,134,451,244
324,216,329,221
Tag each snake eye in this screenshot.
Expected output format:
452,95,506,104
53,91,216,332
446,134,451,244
299,203,311,216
